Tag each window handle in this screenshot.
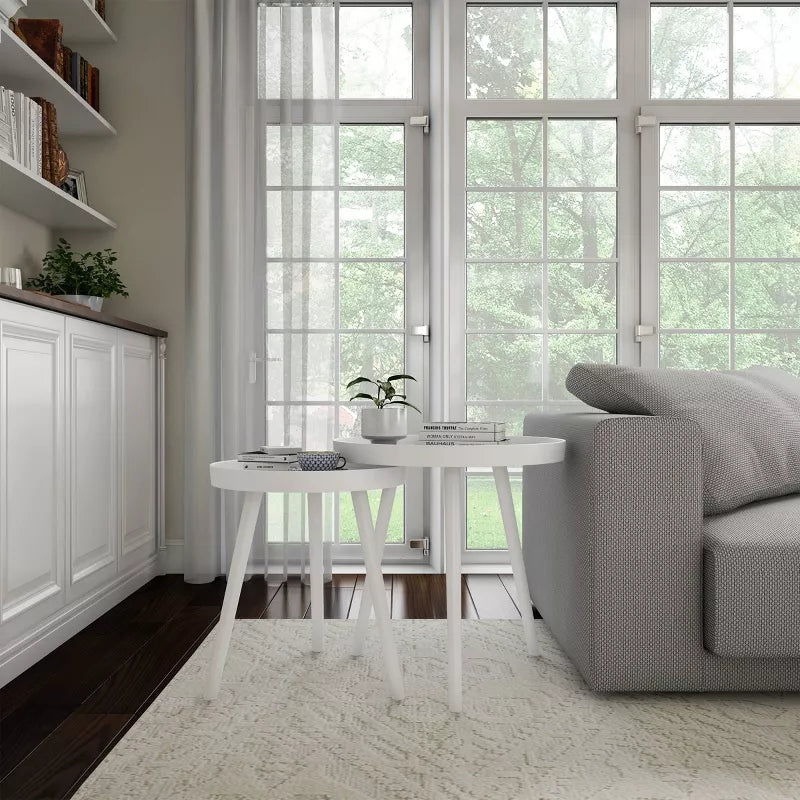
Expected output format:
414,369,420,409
409,325,430,343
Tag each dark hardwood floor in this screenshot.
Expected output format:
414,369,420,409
0,573,533,800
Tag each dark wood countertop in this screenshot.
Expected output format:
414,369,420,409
0,286,168,338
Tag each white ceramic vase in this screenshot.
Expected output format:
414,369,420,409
360,406,407,443
57,294,104,312
0,0,26,24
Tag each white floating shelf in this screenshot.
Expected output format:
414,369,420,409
23,0,116,44
0,25,115,136
0,152,116,230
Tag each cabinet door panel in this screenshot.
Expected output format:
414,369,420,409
119,332,156,569
67,320,117,597
0,304,65,629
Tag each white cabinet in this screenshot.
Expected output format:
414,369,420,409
0,303,66,645
119,331,156,571
67,318,118,599
0,300,164,685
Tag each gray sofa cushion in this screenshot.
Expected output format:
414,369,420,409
704,494,800,658
566,363,800,515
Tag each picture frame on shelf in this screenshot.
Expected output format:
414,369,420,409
60,169,88,204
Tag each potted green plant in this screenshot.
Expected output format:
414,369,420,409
26,238,128,312
346,373,420,443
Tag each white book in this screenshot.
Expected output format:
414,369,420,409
422,421,506,434
33,100,42,176
27,98,36,173
241,462,294,470
8,90,18,161
417,440,505,446
418,432,506,442
259,446,302,456
238,451,298,463
0,89,12,159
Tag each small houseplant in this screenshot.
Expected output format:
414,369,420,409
346,373,420,442
26,238,127,312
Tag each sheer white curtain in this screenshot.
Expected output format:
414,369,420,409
184,0,259,582
185,0,335,582
261,1,337,581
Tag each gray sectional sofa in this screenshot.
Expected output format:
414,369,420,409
521,366,800,692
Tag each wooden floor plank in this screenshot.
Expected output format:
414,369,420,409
78,606,219,715
391,575,475,619
347,574,393,620
465,574,521,619
262,578,311,619
302,585,356,620
0,713,131,800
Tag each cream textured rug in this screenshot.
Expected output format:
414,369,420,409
74,620,800,800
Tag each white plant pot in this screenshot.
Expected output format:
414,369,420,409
0,0,26,24
360,406,407,443
56,294,104,312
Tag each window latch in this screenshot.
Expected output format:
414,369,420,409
635,324,656,342
410,115,430,133
635,115,656,134
409,324,430,343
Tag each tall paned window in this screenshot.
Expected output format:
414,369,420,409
452,3,620,553
642,3,800,373
258,2,427,562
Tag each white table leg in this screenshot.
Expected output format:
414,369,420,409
203,491,263,700
443,466,463,713
493,466,540,657
307,492,324,653
352,486,396,657
352,490,404,701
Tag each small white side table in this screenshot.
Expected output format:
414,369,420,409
334,435,566,712
203,461,407,701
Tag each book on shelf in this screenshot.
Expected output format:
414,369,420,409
0,88,45,180
422,421,506,434
11,19,102,113
238,450,299,463
418,440,506,446
418,431,507,442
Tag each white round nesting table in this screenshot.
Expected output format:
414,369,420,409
334,435,566,712
204,461,407,702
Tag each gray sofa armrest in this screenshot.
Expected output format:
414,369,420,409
522,412,704,691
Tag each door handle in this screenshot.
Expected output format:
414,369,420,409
409,325,430,343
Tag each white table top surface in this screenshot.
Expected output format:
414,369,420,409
333,435,566,468
209,461,406,493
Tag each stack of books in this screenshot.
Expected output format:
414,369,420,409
10,18,101,112
0,88,63,186
237,447,300,470
418,422,507,445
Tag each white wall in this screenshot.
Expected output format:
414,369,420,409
0,207,51,277
63,0,187,565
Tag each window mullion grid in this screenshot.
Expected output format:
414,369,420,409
727,0,734,100
333,119,342,546
541,115,550,407
542,0,549,100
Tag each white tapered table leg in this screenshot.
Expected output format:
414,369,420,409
204,491,263,700
307,492,324,653
352,486,396,657
493,466,540,657
352,490,404,700
443,466,463,713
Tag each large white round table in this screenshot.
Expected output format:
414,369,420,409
334,435,566,712
203,461,407,702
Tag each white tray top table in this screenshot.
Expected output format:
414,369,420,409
334,435,566,712
204,461,407,702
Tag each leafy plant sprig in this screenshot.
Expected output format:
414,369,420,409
26,238,128,299
346,373,421,412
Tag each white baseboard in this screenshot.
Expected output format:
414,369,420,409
160,538,184,574
0,557,160,687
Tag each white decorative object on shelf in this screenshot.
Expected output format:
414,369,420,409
56,293,102,311
0,0,26,26
360,405,407,443
335,434,566,713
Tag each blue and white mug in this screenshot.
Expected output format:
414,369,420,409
298,451,347,471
